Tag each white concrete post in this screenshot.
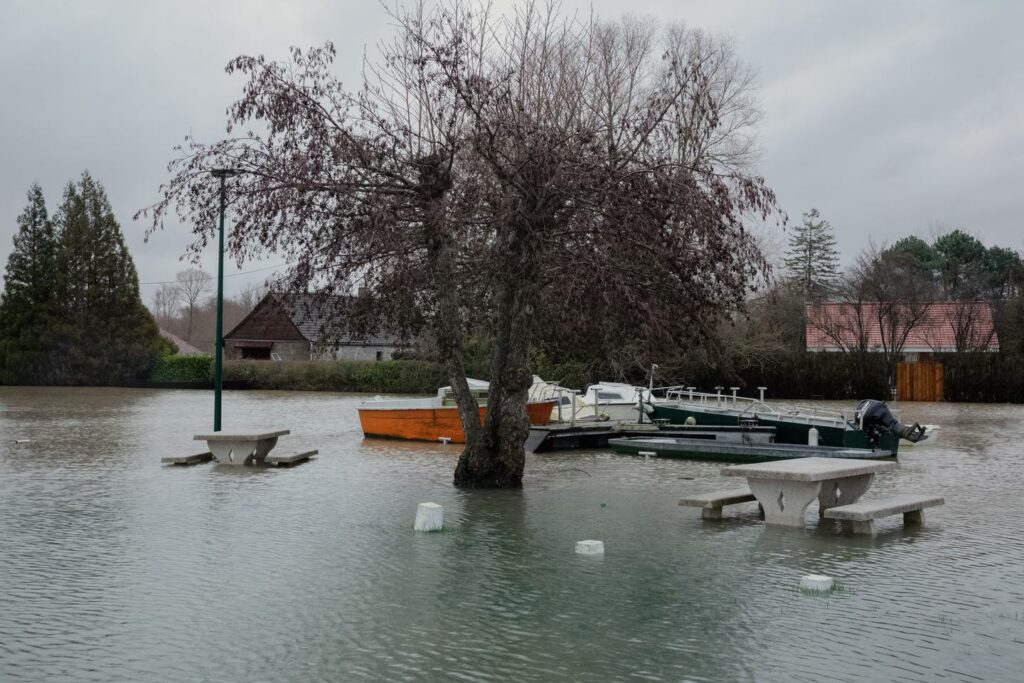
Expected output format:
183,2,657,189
575,540,605,555
808,427,819,446
758,386,767,402
800,575,833,592
414,503,444,531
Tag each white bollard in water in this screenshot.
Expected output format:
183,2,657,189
800,574,833,592
808,427,819,447
638,450,656,460
575,540,605,555
438,437,452,445
414,503,444,531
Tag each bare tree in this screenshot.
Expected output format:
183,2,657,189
237,281,269,314
140,1,776,488
939,300,996,353
151,283,179,327
175,268,212,342
849,243,932,388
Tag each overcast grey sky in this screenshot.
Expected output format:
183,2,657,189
3,0,1023,300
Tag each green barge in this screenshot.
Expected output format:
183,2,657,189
608,436,895,463
646,392,902,455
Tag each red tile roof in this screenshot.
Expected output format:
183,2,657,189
805,302,999,352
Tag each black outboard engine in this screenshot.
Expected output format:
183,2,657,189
854,399,928,447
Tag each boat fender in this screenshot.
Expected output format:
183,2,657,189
684,416,697,426
641,403,655,415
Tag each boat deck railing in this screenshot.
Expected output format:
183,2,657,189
652,386,848,426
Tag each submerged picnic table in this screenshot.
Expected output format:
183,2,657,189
193,429,290,466
721,457,898,527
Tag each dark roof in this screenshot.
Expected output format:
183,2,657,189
272,293,397,346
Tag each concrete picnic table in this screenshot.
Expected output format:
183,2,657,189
193,429,290,466
721,457,898,527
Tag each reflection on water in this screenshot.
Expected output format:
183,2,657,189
1,388,1023,682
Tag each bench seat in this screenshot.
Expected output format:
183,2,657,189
161,451,214,466
679,487,757,520
823,494,944,534
265,450,319,467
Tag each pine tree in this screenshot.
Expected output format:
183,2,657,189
784,208,840,297
50,172,162,384
0,183,60,383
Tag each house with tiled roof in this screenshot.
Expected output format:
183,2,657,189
223,293,400,361
805,301,999,401
805,302,999,354
159,328,207,356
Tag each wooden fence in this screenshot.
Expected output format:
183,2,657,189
896,361,944,401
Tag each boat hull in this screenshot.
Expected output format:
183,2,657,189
360,400,557,443
648,404,901,455
609,437,894,463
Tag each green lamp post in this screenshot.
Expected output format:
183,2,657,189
210,168,239,432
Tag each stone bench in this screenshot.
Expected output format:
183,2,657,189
161,451,214,466
823,494,944,535
679,487,758,520
265,450,319,467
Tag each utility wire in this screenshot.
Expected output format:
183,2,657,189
140,260,292,284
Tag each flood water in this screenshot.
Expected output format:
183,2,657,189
1,387,1022,682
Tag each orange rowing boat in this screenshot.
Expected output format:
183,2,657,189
358,399,557,443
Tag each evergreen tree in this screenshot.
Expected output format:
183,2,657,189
50,172,162,384
784,208,841,297
933,229,987,298
0,183,60,383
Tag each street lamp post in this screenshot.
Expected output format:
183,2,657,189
210,168,239,432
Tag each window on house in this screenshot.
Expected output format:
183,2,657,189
241,347,272,360
376,351,383,362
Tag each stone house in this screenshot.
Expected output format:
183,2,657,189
223,293,400,361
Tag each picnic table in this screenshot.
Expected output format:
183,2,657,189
193,429,290,466
721,457,898,527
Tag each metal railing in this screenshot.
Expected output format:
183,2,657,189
652,385,848,426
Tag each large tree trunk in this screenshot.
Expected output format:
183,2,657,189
454,222,537,488
420,162,483,449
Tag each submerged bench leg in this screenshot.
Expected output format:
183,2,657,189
701,507,723,521
850,520,875,535
904,510,924,525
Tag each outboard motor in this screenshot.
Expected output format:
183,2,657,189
854,399,928,447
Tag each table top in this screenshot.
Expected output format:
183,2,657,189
193,429,290,442
720,457,898,482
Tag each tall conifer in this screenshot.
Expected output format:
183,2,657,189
51,172,162,384
784,208,841,297
0,183,59,383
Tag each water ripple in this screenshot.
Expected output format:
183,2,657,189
1,389,1023,681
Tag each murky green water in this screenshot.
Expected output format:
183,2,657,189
1,387,1022,682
